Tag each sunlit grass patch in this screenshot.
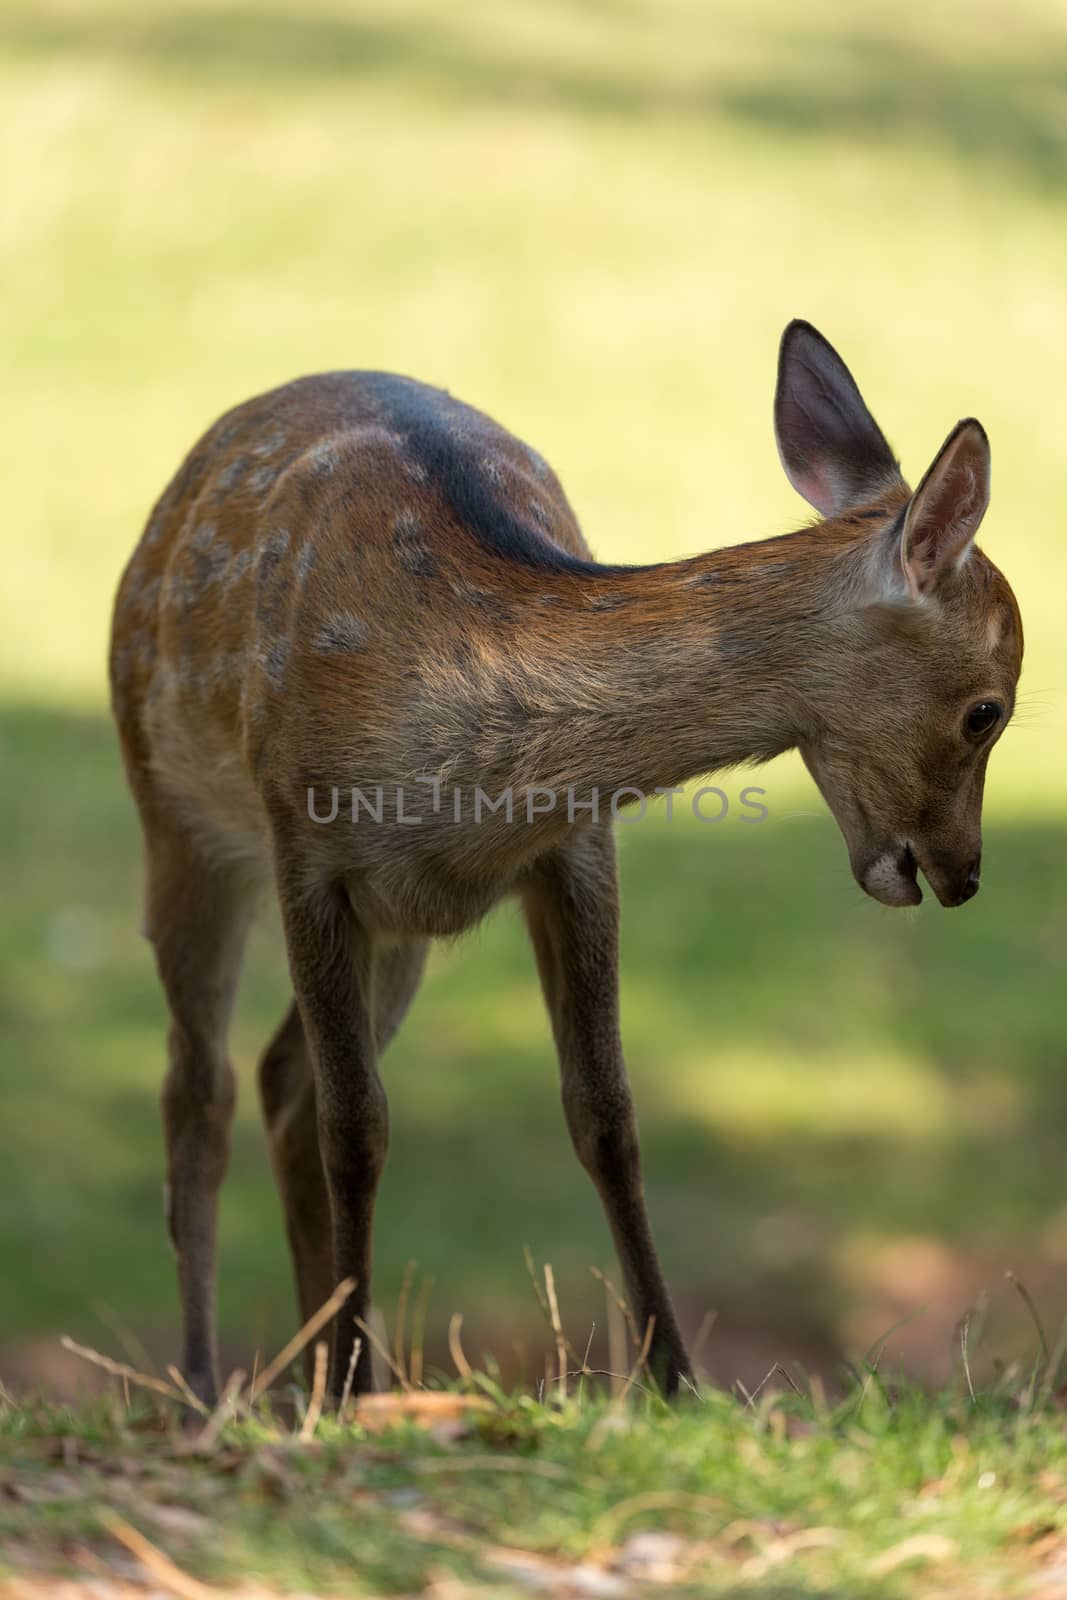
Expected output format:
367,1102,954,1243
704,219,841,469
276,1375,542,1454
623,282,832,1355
667,1046,967,1142
6,1295,1067,1599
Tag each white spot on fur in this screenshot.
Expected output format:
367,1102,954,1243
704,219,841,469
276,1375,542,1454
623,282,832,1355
217,456,247,493
306,440,339,476
224,548,254,587
160,569,195,613
262,640,289,687
248,465,277,496
252,423,288,458
296,540,317,583
259,526,291,562
119,569,162,616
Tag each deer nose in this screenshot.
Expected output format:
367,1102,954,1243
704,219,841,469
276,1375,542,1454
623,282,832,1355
959,858,981,903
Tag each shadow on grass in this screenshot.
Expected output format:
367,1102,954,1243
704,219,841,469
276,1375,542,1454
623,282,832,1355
2,699,1066,1392
4,4,1067,190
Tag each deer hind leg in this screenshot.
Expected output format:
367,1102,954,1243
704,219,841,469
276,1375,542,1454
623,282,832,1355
258,942,427,1353
142,813,257,1408
521,828,692,1396
258,1000,332,1338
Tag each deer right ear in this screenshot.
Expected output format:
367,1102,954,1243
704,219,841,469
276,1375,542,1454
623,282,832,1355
774,320,905,518
899,419,990,599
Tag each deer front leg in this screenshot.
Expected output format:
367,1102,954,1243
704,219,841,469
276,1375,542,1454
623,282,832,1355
259,941,428,1358
274,865,386,1400
521,829,693,1396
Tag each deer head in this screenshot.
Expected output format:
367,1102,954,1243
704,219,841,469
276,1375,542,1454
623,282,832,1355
774,320,1023,908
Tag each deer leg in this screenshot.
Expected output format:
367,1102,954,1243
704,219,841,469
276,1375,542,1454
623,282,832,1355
521,829,692,1396
258,1000,333,1338
375,939,429,1055
259,941,427,1354
273,867,389,1399
143,818,255,1408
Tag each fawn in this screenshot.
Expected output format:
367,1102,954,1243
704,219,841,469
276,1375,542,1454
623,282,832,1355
110,321,1022,1405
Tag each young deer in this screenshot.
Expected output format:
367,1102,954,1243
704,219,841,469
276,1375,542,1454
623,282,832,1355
110,321,1022,1406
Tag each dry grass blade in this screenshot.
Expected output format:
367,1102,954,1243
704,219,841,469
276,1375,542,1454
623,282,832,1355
339,1336,363,1418
524,1253,580,1384
393,1259,416,1388
613,1316,655,1408
544,1264,568,1400
523,1245,552,1322
101,1512,217,1599
166,1365,210,1417
862,1303,930,1374
249,1276,356,1403
193,1368,246,1452
604,1279,627,1398
352,1313,414,1391
448,1311,473,1381
92,1302,158,1377
60,1337,191,1407
549,1367,656,1399
959,1312,976,1404
299,1340,328,1441
1007,1271,1051,1367
749,1362,803,1405
409,1273,434,1389
590,1267,640,1349
690,1308,719,1375
576,1322,596,1402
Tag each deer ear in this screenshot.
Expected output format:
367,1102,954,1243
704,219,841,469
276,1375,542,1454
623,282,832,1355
774,320,905,517
900,419,990,599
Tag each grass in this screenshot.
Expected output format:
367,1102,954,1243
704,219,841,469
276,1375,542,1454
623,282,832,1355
6,1330,1067,1598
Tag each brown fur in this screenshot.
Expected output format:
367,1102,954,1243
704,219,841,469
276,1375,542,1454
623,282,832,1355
109,327,1022,1404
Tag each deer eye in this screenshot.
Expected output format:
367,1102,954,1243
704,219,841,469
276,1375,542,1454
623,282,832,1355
965,701,1002,740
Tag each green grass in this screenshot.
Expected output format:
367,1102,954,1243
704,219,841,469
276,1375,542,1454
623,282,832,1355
5,1360,1067,1598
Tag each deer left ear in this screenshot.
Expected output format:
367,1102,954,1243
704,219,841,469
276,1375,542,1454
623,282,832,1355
900,419,991,599
774,320,905,517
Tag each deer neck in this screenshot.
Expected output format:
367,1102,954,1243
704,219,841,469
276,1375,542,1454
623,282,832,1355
471,528,845,804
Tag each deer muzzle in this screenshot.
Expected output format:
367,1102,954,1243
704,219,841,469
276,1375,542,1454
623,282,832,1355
859,845,923,908
860,843,982,909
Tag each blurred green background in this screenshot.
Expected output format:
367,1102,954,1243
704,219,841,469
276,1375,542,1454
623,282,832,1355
2,0,1067,1393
